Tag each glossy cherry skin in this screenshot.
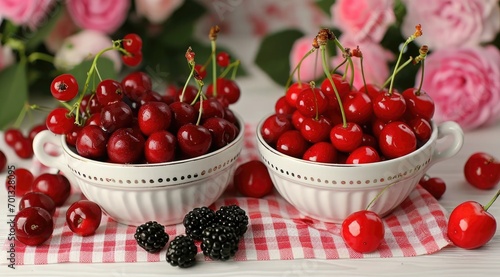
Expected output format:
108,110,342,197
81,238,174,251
206,78,241,104
4,128,24,147
346,146,381,164
28,123,48,142
202,117,238,150
320,74,351,110
193,97,225,121
80,94,102,115
378,121,416,159
0,150,6,172
177,124,212,158
402,88,435,121
330,122,363,153
447,201,496,249
50,73,79,102
260,114,292,145
341,210,385,253
464,152,500,190
285,82,310,107
169,101,197,131
121,71,152,102
372,91,406,121
177,85,199,104
276,130,309,158
107,128,145,163
342,91,373,124
46,107,75,135
138,101,172,136
144,130,177,163
123,33,142,53
14,207,54,246
296,87,329,117
100,101,134,133
419,176,446,200
302,142,337,163
408,117,432,142
76,125,108,160
299,115,332,143
32,173,71,206
275,96,296,115
66,200,103,236
19,192,56,216
95,79,124,106
5,168,34,197
122,51,143,67
234,160,274,198
13,136,33,159
216,51,230,67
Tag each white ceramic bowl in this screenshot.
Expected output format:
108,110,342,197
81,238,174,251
256,119,464,223
33,115,245,226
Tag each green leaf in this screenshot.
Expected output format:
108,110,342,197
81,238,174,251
254,29,304,86
160,1,206,48
25,5,64,51
0,63,28,130
315,0,336,16
67,58,118,93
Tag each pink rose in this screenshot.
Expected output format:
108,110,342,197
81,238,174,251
44,9,79,53
54,30,122,72
0,0,55,29
418,46,500,131
0,43,15,71
331,0,395,42
66,0,130,34
331,34,394,89
401,0,500,49
135,0,184,24
289,36,323,83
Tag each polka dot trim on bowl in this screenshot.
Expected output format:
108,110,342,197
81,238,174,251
67,153,240,185
260,155,431,185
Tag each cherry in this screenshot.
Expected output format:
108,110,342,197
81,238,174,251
80,94,102,115
329,122,363,153
28,123,48,142
295,87,328,117
194,64,207,80
13,136,34,159
419,175,446,200
65,124,83,146
341,210,385,253
378,121,416,159
138,101,172,136
372,91,407,121
402,88,435,121
14,207,54,246
346,146,381,164
32,173,71,206
291,110,306,129
360,133,377,149
0,150,6,172
46,107,75,135
76,125,108,159
276,130,309,158
177,85,199,104
223,107,237,124
19,192,56,216
274,96,296,115
95,79,124,106
121,71,152,102
50,73,79,102
447,190,499,249
202,117,238,150
100,100,133,133
66,200,103,236
5,168,34,197
299,115,331,143
360,84,382,100
342,91,373,124
138,90,165,105
408,117,432,142
371,117,388,139
302,142,337,163
4,128,24,147
177,124,212,158
320,74,351,110
464,152,500,190
285,82,310,107
107,128,145,163
260,114,292,145
193,97,225,121
123,33,142,54
216,51,230,67
169,101,197,131
233,160,273,198
122,51,143,67
206,78,241,104
144,130,177,163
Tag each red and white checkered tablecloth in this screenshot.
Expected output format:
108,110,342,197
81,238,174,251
2,124,450,265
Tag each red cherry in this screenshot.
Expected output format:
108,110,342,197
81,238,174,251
341,210,385,253
234,160,273,198
302,142,337,163
193,97,225,121
194,64,207,80
50,73,79,102
274,96,296,115
296,87,328,117
299,115,331,143
402,88,435,121
46,107,75,135
447,199,497,249
372,91,406,121
419,176,446,200
177,85,199,104
464,152,500,190
100,100,133,133
177,124,212,158
123,33,142,53
276,130,309,158
107,128,145,163
138,101,172,136
28,123,48,142
320,74,351,110
346,146,381,164
5,168,34,197
13,136,34,159
378,121,416,159
76,125,108,159
122,51,143,67
408,117,432,142
66,200,102,236
291,110,306,130
260,114,292,145
14,207,54,246
360,83,382,100
169,101,197,131
202,117,238,150
144,130,177,163
95,79,124,106
121,71,152,102
19,192,56,216
32,173,71,206
65,125,83,147
0,150,6,172
216,51,231,67
80,94,102,115
360,133,377,149
4,128,24,147
329,122,363,153
285,82,310,107
342,91,373,124
206,78,241,104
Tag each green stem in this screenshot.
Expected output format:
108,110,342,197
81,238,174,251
331,58,347,75
320,45,346,127
416,60,425,95
381,57,413,89
194,80,205,126
366,182,397,211
332,37,354,90
13,103,30,128
483,189,500,211
284,48,316,92
387,32,419,94
347,56,355,89
360,57,368,94
230,60,240,80
219,59,240,80
27,52,54,64
211,40,217,97
180,62,196,103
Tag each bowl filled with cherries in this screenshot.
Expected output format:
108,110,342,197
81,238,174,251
256,27,464,225
33,28,245,226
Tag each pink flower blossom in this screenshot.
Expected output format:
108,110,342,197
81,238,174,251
66,0,130,34
417,46,500,130
44,9,79,53
0,43,15,71
0,0,55,29
54,30,122,73
331,34,394,90
401,0,500,49
289,36,323,83
135,0,184,24
331,0,395,42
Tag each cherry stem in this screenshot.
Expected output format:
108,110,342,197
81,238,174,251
180,60,196,103
211,40,217,97
381,57,413,89
219,59,240,80
366,182,397,211
360,57,369,94
285,48,316,92
194,80,205,126
483,189,500,212
27,52,54,64
320,44,346,127
416,59,425,95
333,37,354,90
331,58,347,76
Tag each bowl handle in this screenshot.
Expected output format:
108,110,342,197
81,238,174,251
431,121,464,165
32,130,78,187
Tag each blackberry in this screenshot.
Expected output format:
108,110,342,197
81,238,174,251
134,221,169,253
215,205,249,237
201,225,239,261
166,235,197,268
183,206,215,240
